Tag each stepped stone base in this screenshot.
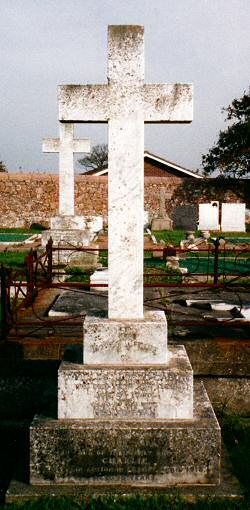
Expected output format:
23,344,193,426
58,346,193,419
30,382,220,486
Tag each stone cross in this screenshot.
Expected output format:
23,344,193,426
43,124,90,216
58,25,193,319
159,187,171,218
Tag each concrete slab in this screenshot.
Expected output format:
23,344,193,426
48,290,107,317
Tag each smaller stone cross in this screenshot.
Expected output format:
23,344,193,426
43,124,90,216
159,187,171,218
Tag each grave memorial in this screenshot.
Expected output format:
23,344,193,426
221,203,246,232
151,187,173,231
199,201,246,232
28,25,221,489
41,123,103,263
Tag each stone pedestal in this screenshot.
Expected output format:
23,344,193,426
151,217,173,231
27,311,221,488
41,215,103,266
28,312,221,487
84,310,168,364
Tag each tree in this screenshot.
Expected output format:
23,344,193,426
0,161,7,172
202,90,250,178
78,144,108,172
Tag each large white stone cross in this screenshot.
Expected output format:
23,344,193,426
43,124,90,216
58,25,193,319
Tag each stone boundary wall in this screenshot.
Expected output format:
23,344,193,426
0,173,249,228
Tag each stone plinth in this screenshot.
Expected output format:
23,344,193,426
84,310,168,364
41,229,94,248
30,382,220,486
50,215,103,232
58,346,193,420
151,217,173,231
41,215,102,266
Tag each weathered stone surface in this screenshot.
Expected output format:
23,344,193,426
41,229,98,265
83,310,168,364
30,382,220,486
59,25,193,320
58,346,193,419
50,215,103,232
151,218,173,230
41,228,94,247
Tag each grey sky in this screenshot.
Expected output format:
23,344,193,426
1,0,249,173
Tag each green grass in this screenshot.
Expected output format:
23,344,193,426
152,230,250,247
0,228,42,234
0,251,29,268
152,230,188,246
64,267,92,285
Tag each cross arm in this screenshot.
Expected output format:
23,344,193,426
73,139,91,153
143,83,193,123
58,85,109,123
42,138,60,153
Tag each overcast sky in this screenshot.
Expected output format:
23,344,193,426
1,0,249,173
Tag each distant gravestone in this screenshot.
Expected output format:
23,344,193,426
43,123,90,217
199,202,220,231
173,205,196,230
221,203,246,232
42,124,103,264
151,187,173,230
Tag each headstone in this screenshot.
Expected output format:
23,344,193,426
198,202,220,231
221,203,246,232
29,25,221,490
173,205,196,230
151,187,173,230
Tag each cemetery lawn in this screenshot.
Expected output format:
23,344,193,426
152,229,188,245
0,251,29,269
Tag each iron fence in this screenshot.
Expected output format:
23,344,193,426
0,237,249,340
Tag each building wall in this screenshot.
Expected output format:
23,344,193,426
0,173,248,228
